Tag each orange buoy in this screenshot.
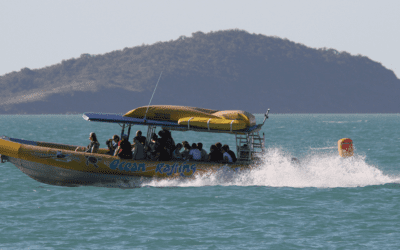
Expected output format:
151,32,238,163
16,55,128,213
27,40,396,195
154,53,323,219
338,138,354,158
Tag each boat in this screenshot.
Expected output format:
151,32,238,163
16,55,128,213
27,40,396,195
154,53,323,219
0,105,270,188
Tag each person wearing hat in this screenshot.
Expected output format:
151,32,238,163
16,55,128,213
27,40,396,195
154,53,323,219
114,134,132,159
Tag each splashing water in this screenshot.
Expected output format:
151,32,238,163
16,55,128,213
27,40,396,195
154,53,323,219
145,148,400,188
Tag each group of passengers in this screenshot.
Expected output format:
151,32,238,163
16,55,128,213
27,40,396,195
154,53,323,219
78,130,237,163
172,141,237,163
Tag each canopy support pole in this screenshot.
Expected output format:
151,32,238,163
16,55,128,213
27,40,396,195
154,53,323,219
127,124,132,141
120,124,126,139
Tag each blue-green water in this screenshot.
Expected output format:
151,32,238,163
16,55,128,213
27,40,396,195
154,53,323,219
1,114,400,249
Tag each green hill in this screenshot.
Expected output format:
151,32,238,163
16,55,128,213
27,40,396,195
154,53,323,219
1,29,399,114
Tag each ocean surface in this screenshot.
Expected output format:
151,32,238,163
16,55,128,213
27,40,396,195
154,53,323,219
0,114,399,249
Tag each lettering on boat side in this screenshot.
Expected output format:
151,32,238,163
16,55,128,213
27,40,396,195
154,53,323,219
155,163,196,177
109,160,146,172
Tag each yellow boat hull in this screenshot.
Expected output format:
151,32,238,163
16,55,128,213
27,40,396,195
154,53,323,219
0,138,252,188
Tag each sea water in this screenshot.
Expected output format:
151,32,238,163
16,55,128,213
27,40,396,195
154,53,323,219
0,114,399,249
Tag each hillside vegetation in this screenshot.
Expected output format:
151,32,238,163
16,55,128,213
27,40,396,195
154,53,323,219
1,29,399,114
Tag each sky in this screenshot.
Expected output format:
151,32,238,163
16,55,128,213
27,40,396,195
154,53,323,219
1,0,399,78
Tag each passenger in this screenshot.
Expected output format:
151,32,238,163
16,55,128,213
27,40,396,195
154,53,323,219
105,135,119,155
114,134,133,159
76,132,100,153
182,141,189,148
105,139,113,155
208,145,221,162
172,143,183,161
157,143,171,161
197,143,208,161
147,134,159,160
132,137,146,160
214,142,224,162
164,129,176,156
112,135,119,148
181,142,192,160
188,143,201,161
135,130,146,145
223,144,237,163
158,129,175,157
146,133,169,161
221,145,233,163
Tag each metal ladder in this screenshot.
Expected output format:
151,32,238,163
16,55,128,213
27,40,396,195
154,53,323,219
236,132,265,161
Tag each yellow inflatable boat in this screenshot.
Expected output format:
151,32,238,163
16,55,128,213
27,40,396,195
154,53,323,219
0,105,270,188
124,105,256,132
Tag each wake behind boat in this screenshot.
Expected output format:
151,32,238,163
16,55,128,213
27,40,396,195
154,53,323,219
0,105,269,188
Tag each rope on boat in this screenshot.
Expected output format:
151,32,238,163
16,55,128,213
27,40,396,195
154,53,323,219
144,71,163,122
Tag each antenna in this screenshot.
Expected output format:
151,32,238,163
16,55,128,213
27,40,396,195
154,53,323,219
144,71,163,122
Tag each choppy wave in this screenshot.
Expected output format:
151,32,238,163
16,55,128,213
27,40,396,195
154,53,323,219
144,148,400,188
